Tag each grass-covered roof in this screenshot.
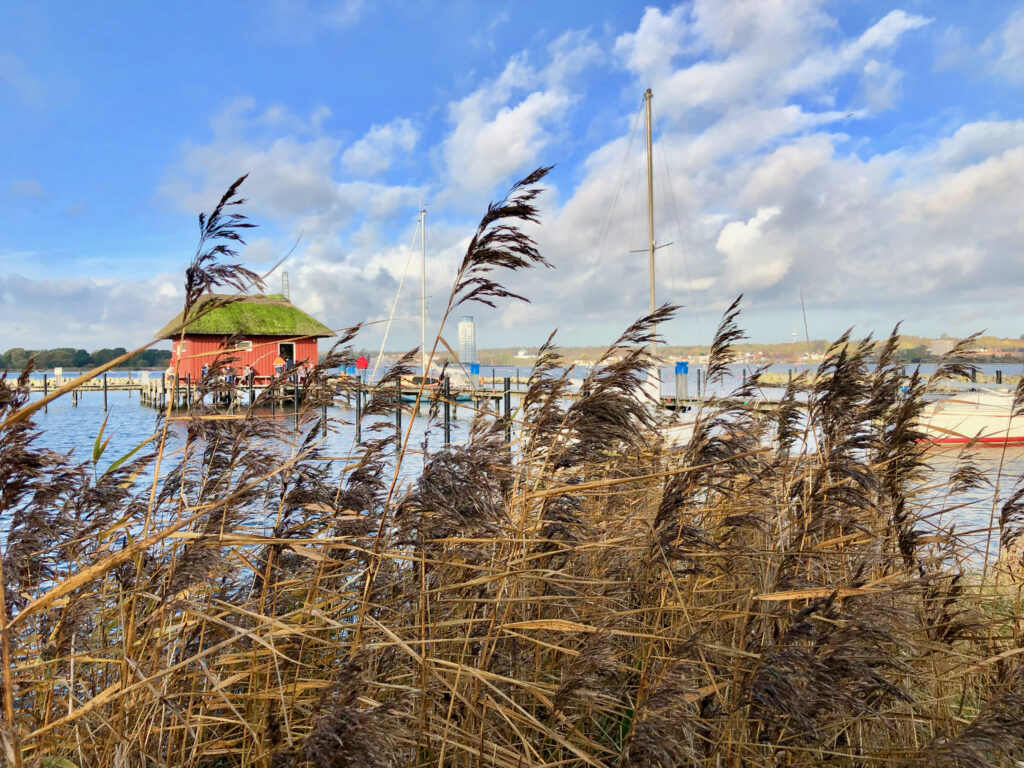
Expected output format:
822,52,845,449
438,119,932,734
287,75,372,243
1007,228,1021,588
156,294,333,339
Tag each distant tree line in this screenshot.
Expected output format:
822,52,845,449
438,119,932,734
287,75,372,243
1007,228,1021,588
0,347,172,371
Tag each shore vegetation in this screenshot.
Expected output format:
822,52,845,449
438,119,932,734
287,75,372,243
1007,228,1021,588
1,171,1023,767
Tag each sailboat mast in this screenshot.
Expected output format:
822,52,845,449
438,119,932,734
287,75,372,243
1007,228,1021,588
420,208,427,375
644,88,657,356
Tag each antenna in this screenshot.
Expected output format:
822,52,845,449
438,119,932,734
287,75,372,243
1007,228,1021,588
281,271,291,301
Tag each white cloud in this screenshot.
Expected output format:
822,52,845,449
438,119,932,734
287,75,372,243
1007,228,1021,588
717,206,788,289
135,2,1024,354
0,272,183,349
441,31,601,198
991,6,1024,82
341,118,420,176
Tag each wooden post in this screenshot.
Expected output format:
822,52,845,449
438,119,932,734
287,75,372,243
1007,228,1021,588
354,380,362,443
997,369,1003,384
248,373,254,408
43,374,47,413
322,403,327,436
492,367,496,390
186,373,192,407
294,374,300,429
395,396,402,445
103,373,108,411
443,375,451,446
503,377,512,444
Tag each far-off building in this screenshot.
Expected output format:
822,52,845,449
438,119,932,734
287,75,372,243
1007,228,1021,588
458,316,477,364
929,338,958,356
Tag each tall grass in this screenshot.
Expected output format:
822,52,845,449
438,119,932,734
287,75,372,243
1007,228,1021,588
1,172,1023,767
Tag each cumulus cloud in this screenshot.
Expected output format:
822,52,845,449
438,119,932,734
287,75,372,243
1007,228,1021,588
123,1,1024,352
441,30,601,198
341,118,419,176
717,206,787,289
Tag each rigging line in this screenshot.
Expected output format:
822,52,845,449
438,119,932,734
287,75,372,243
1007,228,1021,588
652,97,705,351
370,216,422,381
583,101,644,309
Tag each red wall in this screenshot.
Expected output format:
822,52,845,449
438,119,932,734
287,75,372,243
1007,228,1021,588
168,335,319,381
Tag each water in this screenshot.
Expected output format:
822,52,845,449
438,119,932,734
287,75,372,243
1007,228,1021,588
22,387,471,496
16,365,1024,568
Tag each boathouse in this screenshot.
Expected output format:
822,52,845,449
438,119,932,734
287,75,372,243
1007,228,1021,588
156,294,333,382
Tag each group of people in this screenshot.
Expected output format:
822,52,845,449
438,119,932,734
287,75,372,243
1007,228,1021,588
164,360,312,384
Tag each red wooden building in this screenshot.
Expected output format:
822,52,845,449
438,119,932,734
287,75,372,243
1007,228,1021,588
156,293,333,383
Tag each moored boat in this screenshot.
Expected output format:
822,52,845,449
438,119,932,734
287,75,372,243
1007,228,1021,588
918,390,1024,444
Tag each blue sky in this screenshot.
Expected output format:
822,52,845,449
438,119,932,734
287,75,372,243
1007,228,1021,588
2,1,1023,353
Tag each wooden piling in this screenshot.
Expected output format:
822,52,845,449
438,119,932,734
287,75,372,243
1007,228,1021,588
443,376,451,446
355,380,362,443
503,377,512,443
103,373,108,411
43,374,47,413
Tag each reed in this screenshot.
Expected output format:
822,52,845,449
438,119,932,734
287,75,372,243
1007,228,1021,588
1,172,1023,767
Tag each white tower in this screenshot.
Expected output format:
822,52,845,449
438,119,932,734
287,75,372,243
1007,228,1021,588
458,316,476,364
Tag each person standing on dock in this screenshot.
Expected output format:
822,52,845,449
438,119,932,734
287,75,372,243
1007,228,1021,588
273,355,285,376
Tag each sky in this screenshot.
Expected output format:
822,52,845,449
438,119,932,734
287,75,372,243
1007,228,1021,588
2,1,1023,355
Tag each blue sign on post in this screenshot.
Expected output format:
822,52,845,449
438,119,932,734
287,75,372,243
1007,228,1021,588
469,363,481,375
675,361,689,374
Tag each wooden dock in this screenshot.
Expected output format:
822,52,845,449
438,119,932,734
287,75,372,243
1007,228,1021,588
18,372,792,415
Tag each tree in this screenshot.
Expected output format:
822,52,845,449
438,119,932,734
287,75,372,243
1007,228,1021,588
3,348,30,370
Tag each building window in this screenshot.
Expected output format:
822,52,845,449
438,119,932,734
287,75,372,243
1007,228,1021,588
238,340,253,350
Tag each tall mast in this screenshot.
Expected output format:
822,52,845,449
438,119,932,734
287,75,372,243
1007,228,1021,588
420,208,427,375
644,88,657,357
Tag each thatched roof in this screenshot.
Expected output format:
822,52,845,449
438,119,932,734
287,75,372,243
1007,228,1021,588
155,294,333,340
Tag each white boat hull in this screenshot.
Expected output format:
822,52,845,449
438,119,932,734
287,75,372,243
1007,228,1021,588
919,393,1024,445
